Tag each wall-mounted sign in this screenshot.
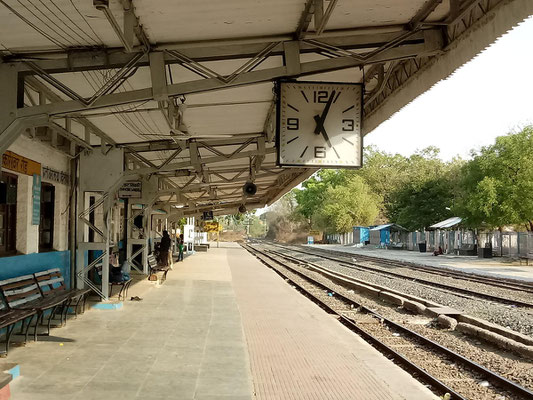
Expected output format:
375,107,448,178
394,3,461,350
32,174,41,225
202,210,214,221
2,151,41,176
183,224,194,242
118,181,142,198
42,166,70,185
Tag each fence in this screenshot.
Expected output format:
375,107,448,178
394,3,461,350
335,228,533,258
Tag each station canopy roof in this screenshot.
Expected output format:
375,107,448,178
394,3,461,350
1,0,529,218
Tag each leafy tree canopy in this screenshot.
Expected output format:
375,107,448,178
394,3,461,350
314,175,380,233
457,126,533,230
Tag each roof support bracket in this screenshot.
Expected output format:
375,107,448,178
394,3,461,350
149,52,169,101
283,41,301,76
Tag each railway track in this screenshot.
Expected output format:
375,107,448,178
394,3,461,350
280,242,533,293
243,243,533,400
264,241,533,308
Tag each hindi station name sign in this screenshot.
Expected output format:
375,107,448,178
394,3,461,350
42,166,70,185
118,181,142,198
2,151,41,176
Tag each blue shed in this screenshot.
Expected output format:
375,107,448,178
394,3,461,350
353,226,370,245
369,224,407,247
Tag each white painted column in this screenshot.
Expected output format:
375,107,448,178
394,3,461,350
16,174,39,254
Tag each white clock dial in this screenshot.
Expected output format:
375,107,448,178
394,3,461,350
277,81,362,168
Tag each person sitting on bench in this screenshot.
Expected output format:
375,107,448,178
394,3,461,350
433,246,443,256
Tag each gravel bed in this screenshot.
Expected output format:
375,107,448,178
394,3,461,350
285,244,533,305
252,249,526,400
272,246,533,337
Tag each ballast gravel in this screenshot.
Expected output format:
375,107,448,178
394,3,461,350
275,247,533,338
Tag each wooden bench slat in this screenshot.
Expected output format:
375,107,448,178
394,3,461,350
4,283,40,297
9,294,42,307
0,274,35,285
34,268,60,277
37,278,64,287
35,272,62,282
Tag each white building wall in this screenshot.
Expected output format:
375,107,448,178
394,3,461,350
5,135,71,254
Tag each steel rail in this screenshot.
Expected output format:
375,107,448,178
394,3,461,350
300,244,533,293
243,243,533,400
267,242,533,307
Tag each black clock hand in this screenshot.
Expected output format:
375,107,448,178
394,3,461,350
314,115,332,148
314,90,336,135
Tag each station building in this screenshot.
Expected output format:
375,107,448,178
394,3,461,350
0,0,532,398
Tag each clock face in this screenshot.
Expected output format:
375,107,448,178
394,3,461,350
277,81,362,168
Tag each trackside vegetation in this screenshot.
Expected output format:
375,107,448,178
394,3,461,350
286,125,533,234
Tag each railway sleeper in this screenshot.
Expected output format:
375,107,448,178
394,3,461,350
456,322,533,360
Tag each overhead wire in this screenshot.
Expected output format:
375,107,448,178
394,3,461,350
68,0,104,44
31,0,90,46
0,0,67,49
14,0,80,46
1,0,105,48
83,69,165,144
45,0,101,46
80,70,147,141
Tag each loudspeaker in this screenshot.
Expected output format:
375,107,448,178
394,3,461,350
238,204,247,213
93,0,109,10
243,181,257,196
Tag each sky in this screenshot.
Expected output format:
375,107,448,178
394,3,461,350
257,15,533,214
365,16,533,161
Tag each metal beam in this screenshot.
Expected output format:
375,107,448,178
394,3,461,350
125,147,276,176
121,134,263,152
15,31,441,119
6,27,418,74
316,0,339,36
408,0,444,31
26,76,118,146
94,0,134,52
48,122,93,151
295,0,315,39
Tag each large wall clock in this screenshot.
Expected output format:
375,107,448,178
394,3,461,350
276,80,363,168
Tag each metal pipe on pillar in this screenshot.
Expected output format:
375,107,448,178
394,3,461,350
69,157,78,289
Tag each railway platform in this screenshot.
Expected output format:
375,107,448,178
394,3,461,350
310,244,533,282
8,242,436,400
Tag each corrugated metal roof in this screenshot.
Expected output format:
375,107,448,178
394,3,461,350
429,217,462,229
370,223,406,231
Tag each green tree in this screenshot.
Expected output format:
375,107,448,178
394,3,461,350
385,149,462,230
456,126,533,231
293,169,350,222
314,175,380,233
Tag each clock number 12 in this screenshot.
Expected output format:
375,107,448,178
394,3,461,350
313,90,329,103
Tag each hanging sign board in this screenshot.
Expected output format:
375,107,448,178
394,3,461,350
203,222,220,233
118,181,142,198
32,174,41,225
202,211,214,221
2,151,41,176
